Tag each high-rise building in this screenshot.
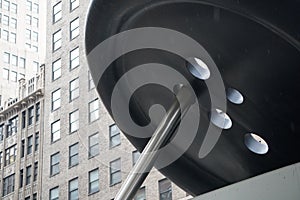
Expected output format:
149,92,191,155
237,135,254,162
0,1,192,199
0,66,44,199
42,1,190,200
0,0,46,108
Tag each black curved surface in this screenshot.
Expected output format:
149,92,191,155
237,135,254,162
85,0,300,196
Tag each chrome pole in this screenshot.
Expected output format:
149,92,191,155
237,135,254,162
115,85,195,200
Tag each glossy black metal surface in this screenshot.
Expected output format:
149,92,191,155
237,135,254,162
85,0,300,196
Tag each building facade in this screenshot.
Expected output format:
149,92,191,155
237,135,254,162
42,0,191,200
0,0,46,108
0,66,44,200
1,0,192,199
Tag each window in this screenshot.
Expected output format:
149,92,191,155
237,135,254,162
159,179,172,200
2,15,9,26
10,18,17,29
3,68,9,80
89,99,99,123
70,47,79,69
69,178,78,200
33,193,37,200
26,0,32,11
21,140,25,158
3,52,10,63
19,57,26,68
109,124,121,148
6,116,18,137
36,102,40,122
26,15,32,25
28,106,34,126
51,120,60,142
25,197,30,200
110,158,121,185
132,150,141,166
88,71,95,90
22,111,26,128
27,135,33,155
34,132,39,151
88,133,99,158
26,43,32,50
69,110,79,133
11,55,17,66
3,0,9,10
32,17,38,27
26,29,31,40
53,29,62,51
70,78,79,101
52,59,61,81
50,186,59,200
0,152,3,168
53,2,62,23
33,45,38,52
133,187,146,200
0,124,3,141
10,71,17,82
10,32,16,43
2,30,9,41
3,174,15,196
11,3,17,13
50,152,60,176
51,89,61,111
34,162,38,181
26,165,32,185
69,143,79,167
70,0,79,11
89,168,99,194
70,17,79,40
32,31,38,42
33,3,39,13
5,145,17,166
19,169,23,188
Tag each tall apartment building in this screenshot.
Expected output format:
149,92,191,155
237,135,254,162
0,0,46,108
0,66,44,200
42,1,191,200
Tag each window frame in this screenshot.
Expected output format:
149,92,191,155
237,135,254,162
50,186,59,200
110,158,121,186
88,99,99,123
53,2,62,23
27,135,33,155
109,124,121,148
69,78,79,102
50,152,60,176
69,178,79,200
159,178,172,200
89,168,99,194
25,165,32,185
70,47,79,70
3,174,15,196
28,106,34,126
132,150,141,166
52,29,62,52
70,17,79,40
51,89,61,111
34,162,38,182
69,143,79,168
88,133,99,158
70,0,79,11
51,120,60,143
69,110,79,133
52,58,61,81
